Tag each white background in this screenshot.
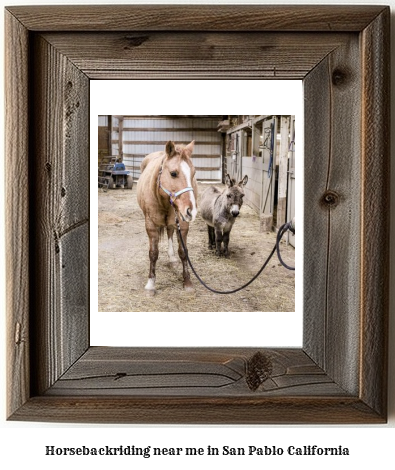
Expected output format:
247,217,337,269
1,1,394,469
90,79,304,348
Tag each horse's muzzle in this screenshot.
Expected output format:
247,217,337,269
183,208,193,222
180,207,196,223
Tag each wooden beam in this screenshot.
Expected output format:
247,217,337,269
277,116,290,227
118,116,124,159
123,153,221,159
122,127,220,132
121,140,221,146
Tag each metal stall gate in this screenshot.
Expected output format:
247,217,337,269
259,116,278,230
228,130,243,183
286,116,296,247
118,116,222,182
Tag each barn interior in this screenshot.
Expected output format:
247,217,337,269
98,115,295,241
97,115,295,312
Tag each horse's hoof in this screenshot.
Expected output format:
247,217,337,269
144,278,156,295
183,280,194,292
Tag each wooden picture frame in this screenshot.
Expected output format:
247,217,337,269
5,5,389,424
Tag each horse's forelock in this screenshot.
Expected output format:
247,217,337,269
169,146,189,162
173,144,186,155
174,143,194,161
181,149,190,160
164,146,187,163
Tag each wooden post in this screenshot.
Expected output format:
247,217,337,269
221,132,227,183
277,116,290,228
108,115,113,157
118,116,124,161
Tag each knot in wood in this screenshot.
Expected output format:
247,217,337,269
123,35,149,49
320,190,340,208
246,351,273,391
332,68,348,87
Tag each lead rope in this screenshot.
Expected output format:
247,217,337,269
174,210,295,295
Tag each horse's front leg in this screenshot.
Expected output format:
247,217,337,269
144,220,160,293
166,226,178,265
176,223,194,292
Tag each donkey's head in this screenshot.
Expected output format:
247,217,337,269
224,174,248,217
160,140,197,222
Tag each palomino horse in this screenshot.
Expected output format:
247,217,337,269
137,141,197,294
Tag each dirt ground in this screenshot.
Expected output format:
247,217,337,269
98,183,295,312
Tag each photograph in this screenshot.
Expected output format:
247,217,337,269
97,115,296,313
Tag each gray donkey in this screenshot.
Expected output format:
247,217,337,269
200,174,248,257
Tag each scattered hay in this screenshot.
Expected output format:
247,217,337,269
98,184,295,312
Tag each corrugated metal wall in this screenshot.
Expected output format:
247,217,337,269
120,116,222,181
98,115,108,127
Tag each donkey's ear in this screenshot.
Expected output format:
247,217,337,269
183,140,195,158
225,174,234,187
165,141,176,158
239,175,248,187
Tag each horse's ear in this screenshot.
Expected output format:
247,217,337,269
165,141,176,158
225,174,234,187
183,140,195,158
239,175,248,187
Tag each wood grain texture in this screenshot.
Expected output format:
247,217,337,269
41,32,352,80
29,34,90,395
10,395,383,425
360,8,390,418
59,225,89,369
304,35,362,395
5,5,389,424
5,5,386,32
46,347,344,397
303,57,331,365
5,10,30,418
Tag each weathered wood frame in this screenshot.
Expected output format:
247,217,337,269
5,5,390,424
